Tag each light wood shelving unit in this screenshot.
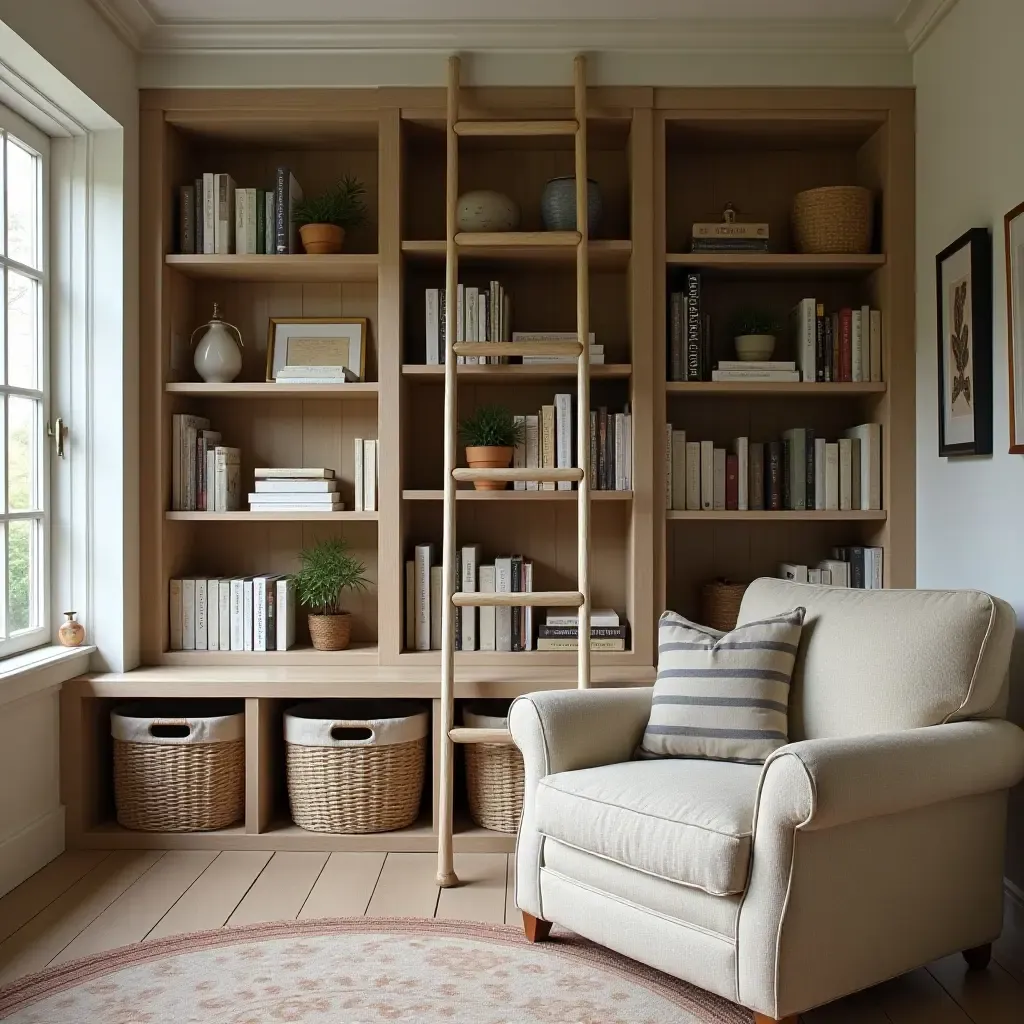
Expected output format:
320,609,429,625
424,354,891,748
61,84,913,857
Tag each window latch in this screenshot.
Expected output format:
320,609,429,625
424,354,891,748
47,416,68,459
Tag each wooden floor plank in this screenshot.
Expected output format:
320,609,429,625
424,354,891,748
801,987,892,1023
0,851,110,945
147,851,273,940
435,854,507,925
365,853,439,918
298,852,385,920
928,954,1024,1024
505,853,517,926
0,851,164,983
226,852,328,927
51,851,217,965
875,967,974,1023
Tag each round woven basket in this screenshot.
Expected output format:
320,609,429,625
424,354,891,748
792,186,873,254
111,701,245,832
699,579,750,632
464,703,524,833
307,612,351,651
285,700,428,834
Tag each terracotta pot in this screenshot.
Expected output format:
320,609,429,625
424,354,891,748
465,445,513,490
307,612,352,651
299,223,346,255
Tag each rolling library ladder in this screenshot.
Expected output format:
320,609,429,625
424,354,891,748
436,54,595,887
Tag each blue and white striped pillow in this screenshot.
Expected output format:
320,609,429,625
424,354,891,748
640,607,805,764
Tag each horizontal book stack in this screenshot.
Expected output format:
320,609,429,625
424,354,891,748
249,468,344,513
425,280,511,365
176,167,303,256
791,298,883,383
171,413,239,511
779,545,884,589
664,423,881,512
712,360,800,383
668,273,712,382
276,365,359,385
513,332,603,365
689,218,769,254
169,575,297,652
537,608,628,651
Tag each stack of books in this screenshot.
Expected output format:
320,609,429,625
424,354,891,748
276,365,359,385
171,413,239,511
513,332,603,365
176,167,303,255
537,608,629,651
791,299,883,383
664,423,881,512
779,545,884,589
712,360,799,383
168,575,297,652
425,280,511,365
689,219,770,254
668,273,712,381
249,468,344,512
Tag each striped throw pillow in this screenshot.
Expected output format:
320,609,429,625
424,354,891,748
640,607,805,764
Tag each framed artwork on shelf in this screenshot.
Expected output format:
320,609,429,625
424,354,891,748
266,317,367,382
1004,202,1024,452
935,227,992,457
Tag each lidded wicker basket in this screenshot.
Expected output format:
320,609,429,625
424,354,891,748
792,186,873,254
464,702,524,834
699,579,750,633
111,701,245,832
285,700,428,834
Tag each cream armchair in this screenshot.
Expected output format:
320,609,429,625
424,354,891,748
509,580,1024,1023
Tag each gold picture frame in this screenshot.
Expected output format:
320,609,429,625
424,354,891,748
266,317,368,382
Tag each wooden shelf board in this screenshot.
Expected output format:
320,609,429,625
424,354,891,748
402,363,632,380
402,238,631,268
666,510,886,521
165,511,379,522
665,253,885,276
402,489,632,501
165,253,379,282
158,643,379,667
666,381,885,396
166,381,379,398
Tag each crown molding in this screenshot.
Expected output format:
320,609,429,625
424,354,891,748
87,0,154,50
896,0,961,51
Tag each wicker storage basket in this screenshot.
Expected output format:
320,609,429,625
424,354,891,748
792,186,873,254
464,703,524,833
285,700,428,834
700,579,750,632
112,701,245,832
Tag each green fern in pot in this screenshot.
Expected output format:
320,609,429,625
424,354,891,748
294,537,371,650
459,405,525,491
293,174,368,254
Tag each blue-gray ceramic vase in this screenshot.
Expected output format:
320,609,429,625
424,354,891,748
541,177,603,235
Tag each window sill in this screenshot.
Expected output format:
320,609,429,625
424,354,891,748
0,644,95,708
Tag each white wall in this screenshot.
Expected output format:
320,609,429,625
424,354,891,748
914,0,1024,892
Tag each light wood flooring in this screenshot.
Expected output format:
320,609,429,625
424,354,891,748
1,849,1022,1022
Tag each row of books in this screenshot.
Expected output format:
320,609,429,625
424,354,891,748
779,546,884,589
176,168,303,255
171,414,240,511
425,283,511,365
668,274,711,382
535,609,628,652
511,401,632,492
168,575,297,652
689,218,770,254
791,299,883,383
664,423,881,511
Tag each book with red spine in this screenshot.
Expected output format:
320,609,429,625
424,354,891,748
839,308,853,382
725,454,739,510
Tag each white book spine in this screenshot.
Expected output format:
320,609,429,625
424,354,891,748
247,189,258,254
277,578,296,651
623,414,632,490
214,173,235,254
713,448,726,510
218,580,231,651
243,579,254,652
405,561,415,650
465,287,478,364
670,430,686,510
869,309,882,383
414,544,433,651
182,579,196,651
429,566,443,650
525,415,540,492
363,439,377,512
700,440,714,511
851,309,864,382
461,544,480,652
235,187,247,254
838,438,853,511
479,565,496,651
814,437,826,510
555,394,573,490
614,413,625,491
254,480,338,493
194,579,208,651
230,579,245,650
253,577,267,652
202,173,215,254
206,450,217,511
207,579,220,651
425,288,440,365
495,557,512,652
513,416,527,491
353,437,364,512
685,441,701,510
845,422,882,510
860,305,871,381
735,436,749,511
824,443,840,511
169,579,183,650
664,424,673,509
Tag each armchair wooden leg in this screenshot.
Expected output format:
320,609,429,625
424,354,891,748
753,1015,797,1023
522,912,552,943
963,943,992,970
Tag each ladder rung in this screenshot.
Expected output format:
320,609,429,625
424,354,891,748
454,119,578,137
452,590,584,608
452,341,582,358
449,726,515,745
453,467,584,484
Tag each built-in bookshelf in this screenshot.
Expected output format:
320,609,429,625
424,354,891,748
60,85,913,855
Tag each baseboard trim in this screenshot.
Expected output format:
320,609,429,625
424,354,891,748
0,806,65,897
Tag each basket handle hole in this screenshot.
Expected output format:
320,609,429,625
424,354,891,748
149,723,191,739
330,725,373,742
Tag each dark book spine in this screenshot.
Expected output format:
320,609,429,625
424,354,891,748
179,186,195,254
702,313,712,381
725,454,739,510
597,408,607,490
824,316,833,382
815,309,825,382
839,309,852,382
255,189,265,255
781,437,792,510
266,582,277,651
589,410,597,490
749,442,765,511
849,547,866,589
669,291,683,382
606,412,615,493
439,287,447,364
454,549,461,651
194,178,203,253
274,167,289,254
685,273,701,381
805,428,815,511
767,441,783,511
510,556,522,652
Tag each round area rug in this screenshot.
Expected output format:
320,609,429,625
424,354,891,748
0,918,749,1023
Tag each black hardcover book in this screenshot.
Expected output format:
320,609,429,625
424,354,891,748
767,440,783,510
194,178,203,253
815,312,825,382
781,437,792,510
439,288,447,364
454,549,462,651
178,185,195,255
685,273,701,381
824,317,833,382
597,407,608,490
805,428,816,511
510,556,522,652
702,313,713,382
669,291,684,382
849,547,866,589
274,167,289,254
606,412,616,494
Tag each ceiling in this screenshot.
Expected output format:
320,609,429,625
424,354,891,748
91,0,956,52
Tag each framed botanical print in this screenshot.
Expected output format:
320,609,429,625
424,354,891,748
266,317,367,382
936,227,992,456
1005,202,1024,452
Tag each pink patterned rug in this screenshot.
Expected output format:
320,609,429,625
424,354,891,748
0,917,750,1023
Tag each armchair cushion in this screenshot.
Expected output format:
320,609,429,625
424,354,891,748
535,758,761,896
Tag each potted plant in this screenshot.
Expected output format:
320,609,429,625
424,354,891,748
459,404,525,491
292,174,368,254
731,310,779,362
294,537,371,651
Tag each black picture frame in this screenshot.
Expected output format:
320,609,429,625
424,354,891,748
936,227,993,456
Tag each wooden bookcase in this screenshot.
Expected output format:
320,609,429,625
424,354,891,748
61,85,914,854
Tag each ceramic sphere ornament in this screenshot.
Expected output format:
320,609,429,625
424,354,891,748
456,190,520,233
191,303,244,383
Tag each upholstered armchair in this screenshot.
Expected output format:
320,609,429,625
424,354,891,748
509,580,1024,1023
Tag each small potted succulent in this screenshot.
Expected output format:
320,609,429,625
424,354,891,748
292,174,368,254
295,537,371,650
731,310,780,362
459,404,525,491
